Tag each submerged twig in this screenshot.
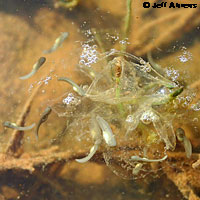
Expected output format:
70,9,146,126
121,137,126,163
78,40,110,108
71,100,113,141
134,8,200,55
0,145,199,173
128,5,200,55
136,10,182,43
5,83,42,156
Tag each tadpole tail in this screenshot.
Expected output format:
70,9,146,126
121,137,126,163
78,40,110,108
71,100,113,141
35,126,39,140
18,123,36,131
3,121,36,131
19,57,46,80
130,155,168,162
57,77,86,96
43,48,55,54
43,32,69,54
19,70,36,80
75,144,99,163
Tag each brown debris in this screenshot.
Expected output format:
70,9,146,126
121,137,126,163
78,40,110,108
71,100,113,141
192,156,200,170
189,190,200,200
162,152,200,200
1,123,200,200
0,146,70,172
1,186,18,200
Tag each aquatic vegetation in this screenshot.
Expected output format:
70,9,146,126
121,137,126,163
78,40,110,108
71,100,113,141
48,48,188,179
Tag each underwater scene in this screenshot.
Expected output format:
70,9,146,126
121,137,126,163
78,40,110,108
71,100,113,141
0,0,200,199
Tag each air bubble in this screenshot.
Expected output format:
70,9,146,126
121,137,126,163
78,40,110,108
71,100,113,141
126,115,133,123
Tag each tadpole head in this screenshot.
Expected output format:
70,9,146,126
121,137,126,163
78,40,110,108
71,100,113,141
171,87,184,98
